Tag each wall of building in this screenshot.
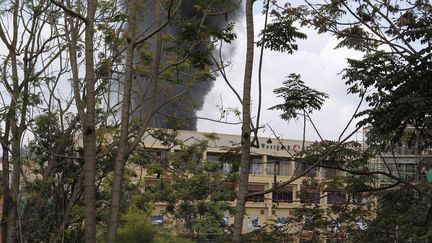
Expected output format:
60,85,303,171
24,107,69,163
140,129,346,234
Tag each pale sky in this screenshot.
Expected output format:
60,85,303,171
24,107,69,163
0,3,367,144
197,7,366,142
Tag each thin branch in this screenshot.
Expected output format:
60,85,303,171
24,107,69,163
305,113,324,142
133,0,181,48
210,54,243,104
157,112,243,125
252,0,271,148
323,164,432,200
248,125,363,198
338,92,365,142
50,0,87,23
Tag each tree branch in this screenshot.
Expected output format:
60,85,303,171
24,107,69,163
50,0,87,23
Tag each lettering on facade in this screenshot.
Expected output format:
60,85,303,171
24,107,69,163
261,143,282,151
260,143,292,151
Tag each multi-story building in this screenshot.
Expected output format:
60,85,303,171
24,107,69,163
367,129,432,187
141,129,347,235
369,147,432,186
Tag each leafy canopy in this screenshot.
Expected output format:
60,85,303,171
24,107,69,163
269,73,328,121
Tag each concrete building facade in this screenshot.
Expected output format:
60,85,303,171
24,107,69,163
369,144,432,187
141,129,346,234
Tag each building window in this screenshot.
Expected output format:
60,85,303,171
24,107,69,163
321,168,337,178
279,160,291,176
247,184,265,202
207,152,232,173
142,149,168,167
174,149,200,163
150,215,163,224
300,189,320,204
294,161,317,177
206,152,220,162
250,156,263,175
326,191,346,205
248,216,260,231
266,157,291,176
272,185,293,203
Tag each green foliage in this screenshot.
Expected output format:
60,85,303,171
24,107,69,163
345,47,432,146
334,25,379,51
143,136,237,240
246,201,369,242
257,6,307,53
349,186,432,242
22,113,151,242
251,140,375,241
117,208,193,243
116,209,158,243
212,21,237,44
307,0,432,146
269,73,329,121
20,112,83,242
271,5,432,241
300,140,369,171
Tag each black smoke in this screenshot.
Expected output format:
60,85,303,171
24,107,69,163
133,0,241,131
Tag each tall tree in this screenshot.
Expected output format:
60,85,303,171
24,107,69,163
106,1,239,240
106,0,140,240
0,1,67,240
305,0,432,144
53,0,147,240
20,112,83,242
305,0,432,236
231,0,254,241
82,1,98,240
54,0,102,240
230,2,317,241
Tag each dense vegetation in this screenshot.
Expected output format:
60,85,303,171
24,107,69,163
0,0,430,242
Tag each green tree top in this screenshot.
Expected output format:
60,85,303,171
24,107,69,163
269,73,329,121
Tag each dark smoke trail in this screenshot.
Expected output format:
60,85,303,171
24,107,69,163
133,0,241,131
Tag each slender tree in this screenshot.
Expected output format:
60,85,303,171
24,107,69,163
231,2,314,241
107,1,238,240
54,0,99,240
232,1,254,242
0,1,68,240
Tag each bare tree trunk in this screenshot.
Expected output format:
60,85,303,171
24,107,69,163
106,0,138,241
8,129,21,243
63,0,98,241
7,15,23,239
302,110,306,150
82,135,96,243
232,0,254,242
82,0,97,242
107,1,164,239
1,122,10,242
0,1,64,240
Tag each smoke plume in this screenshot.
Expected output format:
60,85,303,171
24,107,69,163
133,0,241,131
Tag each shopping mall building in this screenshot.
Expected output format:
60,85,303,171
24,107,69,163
141,129,348,234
